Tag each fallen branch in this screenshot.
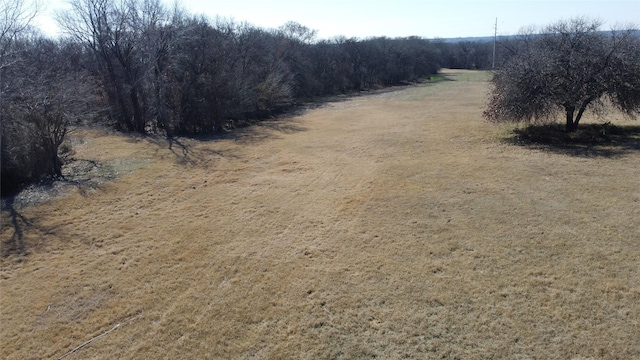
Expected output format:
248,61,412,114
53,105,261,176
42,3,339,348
58,324,120,360
57,312,142,360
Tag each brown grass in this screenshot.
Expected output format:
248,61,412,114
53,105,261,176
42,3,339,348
2,69,639,359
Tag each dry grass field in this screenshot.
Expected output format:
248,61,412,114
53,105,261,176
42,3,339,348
2,69,639,359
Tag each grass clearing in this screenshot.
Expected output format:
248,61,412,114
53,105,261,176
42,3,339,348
2,69,639,359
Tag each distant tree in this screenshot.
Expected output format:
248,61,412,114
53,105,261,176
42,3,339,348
484,18,640,132
169,16,235,133
433,40,493,70
275,21,317,99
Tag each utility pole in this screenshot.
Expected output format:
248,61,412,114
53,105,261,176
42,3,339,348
492,17,497,69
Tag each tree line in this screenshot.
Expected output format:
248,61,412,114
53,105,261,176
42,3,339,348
7,2,633,195
436,40,495,70
2,0,442,195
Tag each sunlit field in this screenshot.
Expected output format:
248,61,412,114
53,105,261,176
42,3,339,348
2,70,639,359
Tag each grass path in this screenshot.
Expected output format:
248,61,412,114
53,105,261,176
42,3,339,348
2,70,639,359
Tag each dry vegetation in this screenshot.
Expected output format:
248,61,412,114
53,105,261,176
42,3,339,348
2,70,639,359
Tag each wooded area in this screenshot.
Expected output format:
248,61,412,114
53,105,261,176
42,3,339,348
5,1,634,194
2,0,453,194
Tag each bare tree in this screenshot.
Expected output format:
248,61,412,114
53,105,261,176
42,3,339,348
58,0,149,132
484,18,640,132
1,36,96,194
0,0,40,68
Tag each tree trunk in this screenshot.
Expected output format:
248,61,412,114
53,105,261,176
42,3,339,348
565,106,578,132
573,100,592,132
53,153,63,178
154,74,172,137
130,88,145,132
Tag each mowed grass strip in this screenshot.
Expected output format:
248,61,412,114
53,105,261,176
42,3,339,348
2,69,639,359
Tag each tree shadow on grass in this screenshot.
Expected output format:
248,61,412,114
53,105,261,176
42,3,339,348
505,123,640,157
1,176,103,257
158,117,309,165
1,197,29,257
1,196,54,257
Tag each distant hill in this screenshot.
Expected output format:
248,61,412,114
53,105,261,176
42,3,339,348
435,36,496,43
436,29,639,43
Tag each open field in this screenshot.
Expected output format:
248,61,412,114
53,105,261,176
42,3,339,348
2,70,639,359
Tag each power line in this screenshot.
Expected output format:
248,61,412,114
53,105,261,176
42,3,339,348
492,17,497,69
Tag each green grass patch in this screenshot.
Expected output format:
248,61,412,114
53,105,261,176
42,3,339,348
439,69,494,82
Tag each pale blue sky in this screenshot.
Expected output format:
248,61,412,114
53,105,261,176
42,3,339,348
35,0,639,39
